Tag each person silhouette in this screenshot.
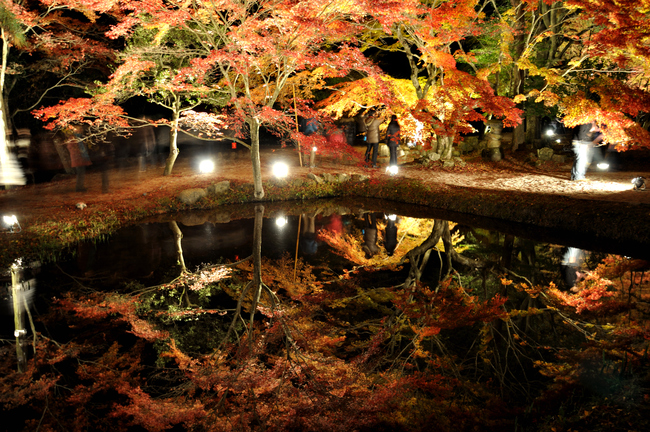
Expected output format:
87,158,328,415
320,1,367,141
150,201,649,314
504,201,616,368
362,212,380,258
384,214,398,256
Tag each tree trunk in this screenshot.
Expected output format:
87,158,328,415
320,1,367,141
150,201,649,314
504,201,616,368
436,135,454,160
169,221,187,273
249,204,264,328
512,122,525,152
249,118,265,199
525,113,539,144
163,104,180,176
12,266,27,373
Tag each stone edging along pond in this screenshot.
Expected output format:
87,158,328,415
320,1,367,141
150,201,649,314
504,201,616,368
178,172,650,247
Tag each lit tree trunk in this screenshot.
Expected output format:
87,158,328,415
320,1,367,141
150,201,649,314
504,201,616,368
1,28,10,179
163,99,180,176
249,118,265,200
11,265,26,373
248,204,264,329
169,221,187,273
436,135,454,161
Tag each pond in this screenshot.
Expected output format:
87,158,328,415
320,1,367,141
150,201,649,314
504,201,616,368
3,198,650,431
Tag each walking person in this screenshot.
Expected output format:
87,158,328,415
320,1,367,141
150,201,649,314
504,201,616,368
385,114,401,168
364,108,384,168
570,121,603,181
64,125,92,192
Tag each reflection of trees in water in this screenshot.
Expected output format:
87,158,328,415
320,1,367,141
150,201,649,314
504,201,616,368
4,211,650,431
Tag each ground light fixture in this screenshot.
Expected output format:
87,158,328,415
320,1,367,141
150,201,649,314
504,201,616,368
597,162,610,170
272,162,289,179
545,129,555,137
632,176,646,191
199,159,215,174
2,215,21,233
386,214,397,221
386,165,399,176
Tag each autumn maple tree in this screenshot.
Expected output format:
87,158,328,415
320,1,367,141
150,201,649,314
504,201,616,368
34,0,383,197
476,0,650,148
318,0,521,160
1,0,114,184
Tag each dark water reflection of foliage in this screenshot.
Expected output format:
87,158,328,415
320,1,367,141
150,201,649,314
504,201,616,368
2,201,650,432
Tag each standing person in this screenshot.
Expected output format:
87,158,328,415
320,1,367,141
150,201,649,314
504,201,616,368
364,108,384,168
571,121,603,181
385,114,401,167
95,142,114,193
64,125,92,192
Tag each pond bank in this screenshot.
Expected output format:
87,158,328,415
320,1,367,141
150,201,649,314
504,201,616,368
1,146,649,267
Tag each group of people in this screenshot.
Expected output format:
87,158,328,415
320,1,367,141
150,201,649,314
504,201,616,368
358,108,401,168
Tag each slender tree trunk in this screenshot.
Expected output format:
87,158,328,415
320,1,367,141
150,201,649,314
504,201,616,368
12,266,26,373
1,28,10,176
169,221,187,273
163,103,180,176
249,204,264,328
249,118,265,199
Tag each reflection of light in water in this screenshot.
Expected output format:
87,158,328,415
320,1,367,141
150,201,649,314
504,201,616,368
272,162,289,178
199,159,215,173
275,216,287,228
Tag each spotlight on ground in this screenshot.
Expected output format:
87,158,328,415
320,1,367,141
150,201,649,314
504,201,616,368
199,159,215,173
2,215,21,233
272,162,289,179
632,176,646,191
597,163,610,170
275,216,288,228
386,165,398,176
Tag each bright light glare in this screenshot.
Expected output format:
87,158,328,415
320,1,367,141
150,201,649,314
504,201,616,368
556,139,561,143
199,159,215,173
386,165,398,175
275,216,287,228
3,215,18,225
545,129,555,137
312,146,317,152
272,162,289,178
387,214,397,221
579,181,633,192
597,163,609,170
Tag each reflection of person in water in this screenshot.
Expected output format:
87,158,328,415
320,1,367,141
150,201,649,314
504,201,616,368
300,213,318,255
362,213,380,258
384,214,398,256
561,247,586,291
